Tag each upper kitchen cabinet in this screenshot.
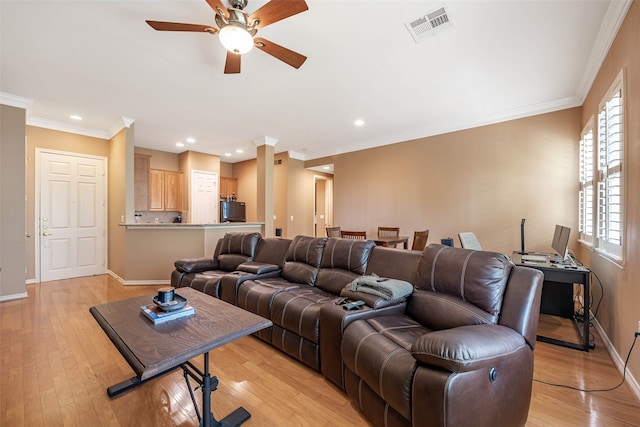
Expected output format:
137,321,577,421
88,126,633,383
134,153,151,211
149,169,183,211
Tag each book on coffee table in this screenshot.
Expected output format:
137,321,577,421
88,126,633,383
140,303,195,324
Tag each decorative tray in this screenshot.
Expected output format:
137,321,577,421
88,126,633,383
152,294,187,312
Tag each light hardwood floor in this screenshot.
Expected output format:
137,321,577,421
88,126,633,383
1,275,639,426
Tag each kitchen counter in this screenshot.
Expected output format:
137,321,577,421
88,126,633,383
114,222,264,285
120,222,263,228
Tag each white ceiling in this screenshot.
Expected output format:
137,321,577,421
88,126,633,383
0,0,632,165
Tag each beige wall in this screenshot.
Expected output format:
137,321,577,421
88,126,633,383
334,108,581,253
234,159,258,223
24,126,111,281
107,128,129,279
577,1,640,386
135,146,179,170
0,105,27,298
178,150,221,222
287,157,315,237
220,161,233,177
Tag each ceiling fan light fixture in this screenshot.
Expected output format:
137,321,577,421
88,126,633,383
219,24,254,54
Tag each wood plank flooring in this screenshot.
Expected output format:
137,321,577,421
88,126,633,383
1,275,639,426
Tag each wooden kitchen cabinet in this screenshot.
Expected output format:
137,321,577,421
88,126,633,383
149,169,183,211
220,177,238,199
134,153,150,211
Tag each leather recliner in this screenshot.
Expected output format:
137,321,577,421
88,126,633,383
170,232,261,298
340,244,543,427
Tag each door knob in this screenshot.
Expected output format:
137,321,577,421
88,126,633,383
42,232,53,236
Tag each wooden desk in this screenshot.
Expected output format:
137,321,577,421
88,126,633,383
90,287,272,427
371,235,409,249
511,252,592,352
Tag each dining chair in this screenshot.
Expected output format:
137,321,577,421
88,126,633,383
411,229,429,251
341,230,367,239
326,226,341,238
378,227,400,238
458,232,482,250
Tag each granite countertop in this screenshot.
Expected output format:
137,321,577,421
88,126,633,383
120,222,264,227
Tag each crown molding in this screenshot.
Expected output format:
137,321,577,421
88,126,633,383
27,116,111,139
288,151,306,161
253,136,278,147
576,0,633,101
0,92,33,111
107,116,136,138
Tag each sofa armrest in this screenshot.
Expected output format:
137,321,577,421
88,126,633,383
237,261,280,275
174,257,218,274
411,324,526,373
319,301,406,388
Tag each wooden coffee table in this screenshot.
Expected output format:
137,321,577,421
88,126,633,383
90,287,272,427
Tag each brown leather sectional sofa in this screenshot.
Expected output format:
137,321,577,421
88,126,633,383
171,232,544,427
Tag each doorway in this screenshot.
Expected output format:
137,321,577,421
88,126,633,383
37,150,107,282
314,176,333,237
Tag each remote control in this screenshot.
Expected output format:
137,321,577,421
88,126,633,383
343,300,365,311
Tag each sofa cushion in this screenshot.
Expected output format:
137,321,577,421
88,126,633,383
415,244,512,320
281,236,327,285
218,232,261,256
218,253,251,271
316,238,375,294
271,287,341,343
407,290,495,331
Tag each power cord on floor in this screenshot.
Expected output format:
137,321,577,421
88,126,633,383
533,333,638,392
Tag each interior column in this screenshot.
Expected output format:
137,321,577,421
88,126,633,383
254,137,277,237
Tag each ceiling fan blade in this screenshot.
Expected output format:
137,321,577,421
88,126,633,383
146,20,218,33
249,0,308,29
224,51,241,74
254,37,306,69
205,0,229,19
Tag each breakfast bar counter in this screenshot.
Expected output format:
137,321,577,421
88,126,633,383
113,223,264,285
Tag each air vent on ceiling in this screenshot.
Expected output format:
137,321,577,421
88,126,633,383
405,5,453,43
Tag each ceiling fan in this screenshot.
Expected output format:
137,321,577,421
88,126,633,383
146,0,308,74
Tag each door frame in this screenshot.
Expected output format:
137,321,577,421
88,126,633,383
313,175,333,237
35,148,108,283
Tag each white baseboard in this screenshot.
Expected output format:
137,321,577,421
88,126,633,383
0,292,28,302
591,315,640,399
107,270,169,286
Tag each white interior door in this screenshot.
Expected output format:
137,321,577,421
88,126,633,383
39,150,106,281
191,170,218,224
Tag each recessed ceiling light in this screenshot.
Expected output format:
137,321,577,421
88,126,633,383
236,149,244,154
354,119,365,126
323,166,330,170
176,142,184,147
70,115,83,121
186,137,196,143
224,153,232,157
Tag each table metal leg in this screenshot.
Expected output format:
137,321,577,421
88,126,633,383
106,366,179,397
183,352,252,427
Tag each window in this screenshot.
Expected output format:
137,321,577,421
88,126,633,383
581,70,624,262
578,123,594,244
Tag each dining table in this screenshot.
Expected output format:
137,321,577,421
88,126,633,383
370,235,409,249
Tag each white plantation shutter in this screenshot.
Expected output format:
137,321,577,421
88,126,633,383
578,128,594,243
596,83,624,259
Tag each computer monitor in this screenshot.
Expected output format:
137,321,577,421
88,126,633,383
551,224,571,261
